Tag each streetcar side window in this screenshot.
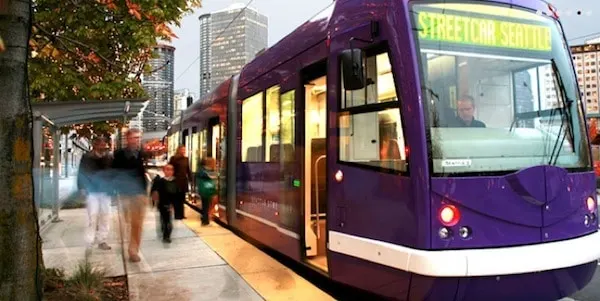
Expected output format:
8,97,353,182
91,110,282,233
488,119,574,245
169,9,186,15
339,49,408,172
200,129,208,161
280,90,295,162
266,87,296,163
342,52,399,108
191,128,199,173
266,86,281,162
242,92,265,162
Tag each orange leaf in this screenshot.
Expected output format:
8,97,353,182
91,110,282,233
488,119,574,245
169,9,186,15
51,48,60,58
88,52,101,64
41,44,54,57
129,8,142,20
144,13,155,22
97,0,117,10
0,36,5,53
155,24,178,39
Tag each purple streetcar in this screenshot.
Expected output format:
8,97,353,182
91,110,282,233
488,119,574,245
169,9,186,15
167,0,600,299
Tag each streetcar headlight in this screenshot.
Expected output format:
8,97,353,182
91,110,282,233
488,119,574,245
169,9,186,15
438,227,450,239
587,196,596,212
459,226,471,239
585,214,591,226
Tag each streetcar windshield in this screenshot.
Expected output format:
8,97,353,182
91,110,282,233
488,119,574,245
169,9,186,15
410,2,591,175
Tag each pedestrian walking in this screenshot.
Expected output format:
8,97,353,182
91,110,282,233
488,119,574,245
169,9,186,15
168,145,191,220
77,137,113,255
150,164,179,243
112,128,148,263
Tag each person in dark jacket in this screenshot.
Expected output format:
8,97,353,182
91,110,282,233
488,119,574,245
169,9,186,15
168,145,191,220
451,95,487,128
112,128,148,263
77,137,113,253
151,164,179,243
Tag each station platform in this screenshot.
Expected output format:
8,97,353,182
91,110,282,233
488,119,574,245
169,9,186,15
41,201,334,300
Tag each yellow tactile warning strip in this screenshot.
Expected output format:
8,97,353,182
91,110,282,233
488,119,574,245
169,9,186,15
182,207,335,301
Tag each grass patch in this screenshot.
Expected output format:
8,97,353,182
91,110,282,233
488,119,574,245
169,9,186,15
38,191,86,210
61,192,86,209
44,260,128,300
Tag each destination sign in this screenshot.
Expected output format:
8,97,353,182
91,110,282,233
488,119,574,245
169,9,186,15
417,11,552,52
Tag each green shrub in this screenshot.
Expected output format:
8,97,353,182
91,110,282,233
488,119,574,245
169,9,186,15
44,260,108,301
65,259,107,300
61,192,86,209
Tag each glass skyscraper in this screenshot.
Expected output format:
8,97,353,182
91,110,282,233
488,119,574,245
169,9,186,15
142,44,175,131
198,3,268,98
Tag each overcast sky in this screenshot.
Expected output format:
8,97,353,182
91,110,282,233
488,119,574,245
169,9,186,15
171,0,600,96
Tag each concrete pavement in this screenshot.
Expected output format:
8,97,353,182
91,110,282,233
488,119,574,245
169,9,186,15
41,201,333,300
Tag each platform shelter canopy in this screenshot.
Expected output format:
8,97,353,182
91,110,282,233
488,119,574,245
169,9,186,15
31,98,149,127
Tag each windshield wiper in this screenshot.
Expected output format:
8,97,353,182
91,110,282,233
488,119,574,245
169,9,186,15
424,86,443,126
548,58,575,166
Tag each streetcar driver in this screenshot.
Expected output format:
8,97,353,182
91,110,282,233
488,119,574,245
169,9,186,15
451,95,486,128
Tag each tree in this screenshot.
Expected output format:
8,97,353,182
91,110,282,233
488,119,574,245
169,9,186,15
0,0,202,298
0,0,43,300
29,0,201,136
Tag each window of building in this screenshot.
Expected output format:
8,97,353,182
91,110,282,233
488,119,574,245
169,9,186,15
242,92,264,162
339,48,407,172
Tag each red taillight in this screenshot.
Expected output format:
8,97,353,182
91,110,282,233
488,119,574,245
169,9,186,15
548,3,559,19
587,196,596,212
439,205,460,227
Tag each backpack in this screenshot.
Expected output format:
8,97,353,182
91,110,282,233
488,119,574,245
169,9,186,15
196,169,216,199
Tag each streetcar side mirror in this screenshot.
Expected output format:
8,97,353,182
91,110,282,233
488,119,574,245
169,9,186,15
340,48,365,91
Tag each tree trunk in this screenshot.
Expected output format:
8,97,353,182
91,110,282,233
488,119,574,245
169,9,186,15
0,1,43,300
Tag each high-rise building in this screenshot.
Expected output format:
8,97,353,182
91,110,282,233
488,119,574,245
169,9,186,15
199,3,268,96
571,43,600,115
174,89,196,118
199,13,212,98
142,44,175,132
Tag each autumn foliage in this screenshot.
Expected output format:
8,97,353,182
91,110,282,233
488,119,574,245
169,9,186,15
29,0,201,103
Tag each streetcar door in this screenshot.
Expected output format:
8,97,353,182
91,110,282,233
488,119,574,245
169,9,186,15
301,61,329,272
208,117,226,221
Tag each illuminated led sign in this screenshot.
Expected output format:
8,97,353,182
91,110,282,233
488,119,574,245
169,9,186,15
418,11,552,51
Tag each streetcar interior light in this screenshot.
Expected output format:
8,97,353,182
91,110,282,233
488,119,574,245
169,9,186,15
439,204,460,227
335,170,343,182
587,196,596,212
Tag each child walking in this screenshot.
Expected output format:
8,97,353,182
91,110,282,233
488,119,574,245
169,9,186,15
151,164,179,243
196,158,217,226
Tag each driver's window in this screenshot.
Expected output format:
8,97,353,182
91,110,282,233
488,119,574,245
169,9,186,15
339,49,407,173
342,52,398,108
